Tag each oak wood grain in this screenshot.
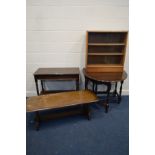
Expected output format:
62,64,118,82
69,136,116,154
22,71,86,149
27,90,98,112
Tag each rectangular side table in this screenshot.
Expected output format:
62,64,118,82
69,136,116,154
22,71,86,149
34,68,80,95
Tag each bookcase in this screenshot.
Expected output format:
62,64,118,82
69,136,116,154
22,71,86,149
85,31,128,72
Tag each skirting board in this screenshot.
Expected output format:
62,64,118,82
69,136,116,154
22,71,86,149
26,89,129,97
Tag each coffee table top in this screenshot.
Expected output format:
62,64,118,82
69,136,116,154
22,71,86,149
34,68,80,76
83,68,127,82
26,90,98,112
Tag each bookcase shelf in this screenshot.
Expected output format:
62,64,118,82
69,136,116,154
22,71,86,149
88,43,125,46
86,31,128,72
88,53,124,56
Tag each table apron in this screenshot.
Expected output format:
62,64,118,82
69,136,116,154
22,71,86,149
34,75,79,80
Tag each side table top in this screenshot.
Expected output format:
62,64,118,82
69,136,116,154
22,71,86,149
83,68,127,82
34,67,80,76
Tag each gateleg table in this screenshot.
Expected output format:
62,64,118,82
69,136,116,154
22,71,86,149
83,68,127,113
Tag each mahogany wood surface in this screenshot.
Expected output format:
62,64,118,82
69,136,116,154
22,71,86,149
34,67,80,76
34,67,80,95
83,68,127,82
27,90,98,112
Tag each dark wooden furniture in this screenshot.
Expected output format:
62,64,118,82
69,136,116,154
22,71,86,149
83,68,127,113
86,31,128,72
34,68,80,95
27,90,98,130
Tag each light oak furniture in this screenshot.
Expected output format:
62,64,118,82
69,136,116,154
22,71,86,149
27,90,98,130
85,31,128,72
83,68,127,113
34,68,80,95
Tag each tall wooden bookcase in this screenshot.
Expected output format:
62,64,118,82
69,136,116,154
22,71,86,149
85,31,128,72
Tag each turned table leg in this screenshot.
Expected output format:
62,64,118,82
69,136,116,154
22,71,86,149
94,83,97,94
92,82,97,94
113,82,118,97
85,77,88,90
118,81,124,104
105,82,111,113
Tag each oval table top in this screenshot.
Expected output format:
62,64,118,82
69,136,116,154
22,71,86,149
83,68,127,83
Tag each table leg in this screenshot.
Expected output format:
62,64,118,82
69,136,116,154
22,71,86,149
94,83,97,94
83,104,91,120
34,78,39,95
105,82,111,113
118,81,124,104
85,77,88,90
41,80,45,93
92,82,95,92
76,78,79,90
113,82,118,96
35,111,40,131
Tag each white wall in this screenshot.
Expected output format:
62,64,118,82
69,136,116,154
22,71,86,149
26,0,129,96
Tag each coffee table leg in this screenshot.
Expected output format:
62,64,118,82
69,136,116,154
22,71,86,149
83,105,91,120
35,111,40,131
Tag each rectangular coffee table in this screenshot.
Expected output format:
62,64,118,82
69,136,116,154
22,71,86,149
27,90,98,130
